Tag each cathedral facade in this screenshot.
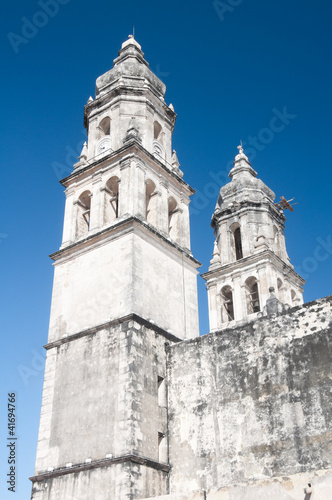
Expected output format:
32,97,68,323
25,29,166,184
30,37,332,500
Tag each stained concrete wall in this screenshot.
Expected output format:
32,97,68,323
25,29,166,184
49,223,198,342
32,319,171,499
143,468,332,499
167,296,332,495
31,461,168,500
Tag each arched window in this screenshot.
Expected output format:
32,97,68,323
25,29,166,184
168,196,179,242
145,179,157,226
291,289,297,306
98,116,110,137
95,117,111,156
153,121,165,160
76,190,91,238
104,176,119,223
154,121,163,142
234,227,243,260
221,286,234,323
245,277,260,314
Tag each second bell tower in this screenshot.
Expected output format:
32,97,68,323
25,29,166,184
202,146,305,331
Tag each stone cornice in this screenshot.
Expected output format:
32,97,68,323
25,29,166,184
212,200,286,229
43,313,182,350
201,249,305,286
50,216,201,268
84,86,176,130
60,139,194,194
30,453,170,483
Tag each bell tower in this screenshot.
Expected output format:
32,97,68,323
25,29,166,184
202,145,305,332
30,36,200,500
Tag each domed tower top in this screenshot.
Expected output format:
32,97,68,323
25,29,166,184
202,146,305,332
216,144,275,209
95,35,166,99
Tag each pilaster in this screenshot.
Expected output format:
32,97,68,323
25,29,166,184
119,158,132,216
158,179,169,235
207,283,218,331
232,273,244,322
180,194,191,251
61,186,75,245
134,159,146,218
89,173,102,230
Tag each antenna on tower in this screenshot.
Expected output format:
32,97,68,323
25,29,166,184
133,25,135,38
275,196,298,212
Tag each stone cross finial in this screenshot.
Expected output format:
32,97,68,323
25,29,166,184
237,143,244,155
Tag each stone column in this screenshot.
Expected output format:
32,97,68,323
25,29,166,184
89,173,102,230
180,194,191,250
257,264,269,311
61,186,75,246
119,158,133,217
284,284,292,306
232,273,245,322
207,284,218,331
87,117,98,160
218,222,229,265
265,263,279,295
158,179,169,235
239,213,250,257
134,160,146,219
280,228,291,264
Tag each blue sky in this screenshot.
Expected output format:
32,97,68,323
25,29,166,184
1,0,332,498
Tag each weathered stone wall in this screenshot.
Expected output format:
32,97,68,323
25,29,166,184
32,318,172,499
167,296,332,495
142,468,332,500
50,223,199,342
31,461,168,500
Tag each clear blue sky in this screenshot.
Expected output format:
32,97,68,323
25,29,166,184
1,0,332,498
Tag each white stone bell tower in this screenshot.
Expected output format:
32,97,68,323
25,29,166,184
202,145,305,332
30,36,200,500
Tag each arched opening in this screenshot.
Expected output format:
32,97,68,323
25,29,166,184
98,116,110,137
104,176,119,223
153,121,165,160
76,190,91,238
277,278,285,303
145,179,157,226
221,286,234,323
291,289,297,306
154,121,163,142
245,277,260,314
168,196,179,242
234,227,243,260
